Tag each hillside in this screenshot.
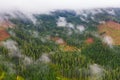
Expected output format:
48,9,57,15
0,20,14,41
0,8,120,80
99,21,120,45
0,29,10,41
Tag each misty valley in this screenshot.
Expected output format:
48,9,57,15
0,8,120,80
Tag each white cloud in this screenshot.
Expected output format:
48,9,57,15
80,17,86,22
103,36,114,47
23,56,33,65
57,17,67,27
67,23,74,29
106,9,116,15
76,25,85,32
1,39,22,57
55,38,64,44
89,64,104,80
1,39,34,65
32,31,39,38
38,54,51,63
57,17,75,29
90,64,103,75
0,0,120,13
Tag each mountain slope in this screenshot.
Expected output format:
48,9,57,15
0,8,120,80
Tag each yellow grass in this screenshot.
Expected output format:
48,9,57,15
98,21,120,45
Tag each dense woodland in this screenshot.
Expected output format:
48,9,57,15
0,9,120,80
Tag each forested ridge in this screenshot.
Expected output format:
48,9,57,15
0,8,120,80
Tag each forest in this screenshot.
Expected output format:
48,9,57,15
0,9,120,80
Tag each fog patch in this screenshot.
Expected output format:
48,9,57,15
22,11,37,24
67,23,74,29
106,9,115,15
99,21,105,24
75,10,82,15
0,55,16,74
67,29,73,35
3,62,16,74
23,53,51,65
90,9,103,15
103,36,113,48
23,56,33,65
89,64,104,80
80,17,86,22
76,25,85,32
0,10,37,25
57,17,75,29
76,9,103,16
25,13,37,24
32,31,39,38
91,16,95,20
75,10,88,18
82,13,88,18
57,17,67,27
56,38,65,44
40,35,51,43
1,39,22,57
38,54,51,63
14,11,37,24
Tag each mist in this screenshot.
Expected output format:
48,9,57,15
0,0,120,13
103,36,114,48
1,39,22,57
0,0,120,24
57,17,67,27
89,64,104,80
76,25,85,32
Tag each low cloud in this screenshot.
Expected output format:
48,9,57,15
103,36,114,47
38,54,51,63
1,39,33,65
106,9,115,15
0,55,15,74
24,12,37,24
67,23,74,29
89,64,104,80
57,17,67,27
57,17,75,29
0,0,120,14
23,56,33,65
1,39,22,57
32,31,39,38
76,25,85,32
80,17,86,22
